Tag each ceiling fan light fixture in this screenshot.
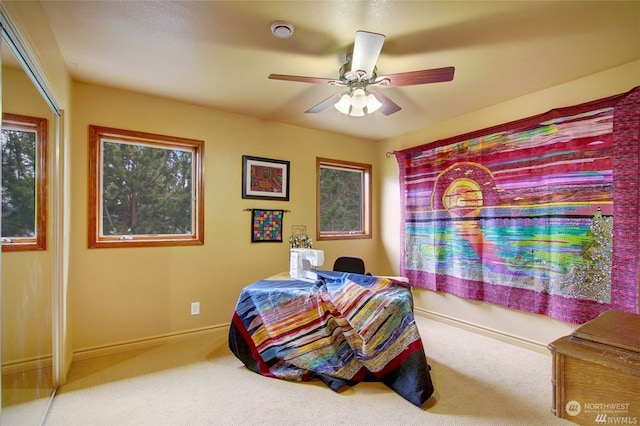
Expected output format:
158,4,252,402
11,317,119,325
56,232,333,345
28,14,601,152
366,93,382,113
269,30,455,117
334,88,382,117
335,94,352,115
351,88,367,109
350,106,365,117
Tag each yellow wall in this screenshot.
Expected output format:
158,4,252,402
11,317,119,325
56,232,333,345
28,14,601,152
69,82,379,351
4,0,640,376
377,60,640,347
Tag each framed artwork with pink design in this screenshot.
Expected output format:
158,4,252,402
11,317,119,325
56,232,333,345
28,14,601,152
242,155,290,201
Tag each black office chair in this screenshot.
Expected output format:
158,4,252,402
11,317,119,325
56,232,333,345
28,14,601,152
333,256,367,275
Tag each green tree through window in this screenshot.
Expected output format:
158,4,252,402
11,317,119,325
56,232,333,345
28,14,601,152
2,129,36,236
317,158,371,240
319,167,362,231
102,141,193,235
1,113,47,251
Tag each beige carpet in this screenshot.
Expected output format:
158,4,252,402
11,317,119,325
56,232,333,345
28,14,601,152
43,316,573,426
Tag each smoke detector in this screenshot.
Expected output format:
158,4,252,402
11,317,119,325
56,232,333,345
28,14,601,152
271,22,294,38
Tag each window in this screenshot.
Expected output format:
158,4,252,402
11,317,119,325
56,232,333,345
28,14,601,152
89,125,204,248
317,157,371,240
1,113,48,252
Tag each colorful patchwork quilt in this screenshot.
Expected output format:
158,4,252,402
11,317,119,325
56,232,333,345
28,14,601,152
228,271,434,406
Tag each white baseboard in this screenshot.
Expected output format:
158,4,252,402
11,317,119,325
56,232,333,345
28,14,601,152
414,308,550,355
72,324,229,362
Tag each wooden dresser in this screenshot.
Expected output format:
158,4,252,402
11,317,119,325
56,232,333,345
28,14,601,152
548,310,640,424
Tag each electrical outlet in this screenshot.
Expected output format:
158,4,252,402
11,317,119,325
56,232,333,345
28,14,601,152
190,302,200,315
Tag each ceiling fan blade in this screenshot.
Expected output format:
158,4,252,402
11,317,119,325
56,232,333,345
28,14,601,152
305,93,341,114
269,74,339,85
372,91,402,116
376,66,455,87
351,31,385,78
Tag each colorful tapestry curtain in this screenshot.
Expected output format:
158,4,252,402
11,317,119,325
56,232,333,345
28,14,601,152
395,87,640,324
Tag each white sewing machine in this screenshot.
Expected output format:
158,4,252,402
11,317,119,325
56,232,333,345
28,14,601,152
290,248,324,281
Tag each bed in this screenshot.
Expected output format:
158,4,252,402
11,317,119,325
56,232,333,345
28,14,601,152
228,270,434,406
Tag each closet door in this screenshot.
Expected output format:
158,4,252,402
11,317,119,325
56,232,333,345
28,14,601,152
1,12,62,425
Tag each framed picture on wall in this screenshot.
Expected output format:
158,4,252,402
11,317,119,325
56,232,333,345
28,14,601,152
242,155,290,201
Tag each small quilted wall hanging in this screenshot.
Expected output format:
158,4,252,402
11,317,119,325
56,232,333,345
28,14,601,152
251,209,284,243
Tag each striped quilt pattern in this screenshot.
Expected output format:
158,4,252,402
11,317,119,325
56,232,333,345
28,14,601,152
228,271,434,406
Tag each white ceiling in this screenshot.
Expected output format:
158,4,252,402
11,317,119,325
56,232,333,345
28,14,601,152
37,1,639,141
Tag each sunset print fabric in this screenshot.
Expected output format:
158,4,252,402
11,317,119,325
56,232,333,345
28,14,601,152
395,87,639,323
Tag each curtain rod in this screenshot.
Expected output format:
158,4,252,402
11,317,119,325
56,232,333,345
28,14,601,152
386,151,396,158
243,208,291,212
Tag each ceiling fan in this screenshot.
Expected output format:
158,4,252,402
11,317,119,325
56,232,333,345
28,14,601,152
268,30,455,117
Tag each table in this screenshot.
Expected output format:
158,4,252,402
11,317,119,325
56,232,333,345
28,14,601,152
228,270,434,406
